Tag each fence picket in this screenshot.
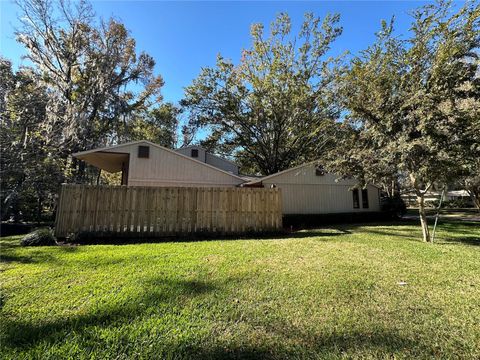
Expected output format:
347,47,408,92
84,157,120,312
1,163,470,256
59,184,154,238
54,185,282,238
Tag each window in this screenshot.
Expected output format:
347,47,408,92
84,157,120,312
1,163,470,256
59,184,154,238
191,149,199,158
315,165,325,176
138,145,149,158
352,189,360,209
362,189,369,209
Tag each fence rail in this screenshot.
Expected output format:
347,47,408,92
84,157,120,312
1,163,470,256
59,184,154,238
54,184,282,238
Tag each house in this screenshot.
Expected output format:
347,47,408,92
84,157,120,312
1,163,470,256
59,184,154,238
73,140,244,187
242,162,381,214
73,140,381,215
175,145,239,175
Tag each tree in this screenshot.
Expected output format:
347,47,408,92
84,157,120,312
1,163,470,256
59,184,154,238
0,58,63,221
182,12,343,175
2,0,173,222
120,103,181,148
325,1,480,242
15,0,164,179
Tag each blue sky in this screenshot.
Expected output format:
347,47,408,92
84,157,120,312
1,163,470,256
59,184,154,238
1,0,442,105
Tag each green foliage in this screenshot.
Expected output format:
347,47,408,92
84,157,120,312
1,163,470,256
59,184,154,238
1,0,178,222
182,13,343,175
20,228,56,246
432,198,474,209
1,221,479,358
0,59,63,221
324,1,480,241
120,103,180,148
381,194,407,218
14,0,165,154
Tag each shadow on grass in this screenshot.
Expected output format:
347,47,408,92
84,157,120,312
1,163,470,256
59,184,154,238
1,277,216,351
52,219,421,246
285,220,420,241
0,236,64,264
0,253,38,264
354,228,421,241
0,238,23,250
60,228,357,245
439,220,480,232
196,298,446,359
434,221,480,246
2,273,438,359
259,227,353,239
0,251,58,264
441,237,480,246
186,330,434,359
359,220,480,246
51,216,437,246
1,258,452,358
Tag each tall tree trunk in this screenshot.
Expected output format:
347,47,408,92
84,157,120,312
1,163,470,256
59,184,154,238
417,194,431,242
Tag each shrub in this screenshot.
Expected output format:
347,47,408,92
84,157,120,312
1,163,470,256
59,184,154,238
20,228,57,246
67,231,97,244
430,198,474,209
381,194,407,218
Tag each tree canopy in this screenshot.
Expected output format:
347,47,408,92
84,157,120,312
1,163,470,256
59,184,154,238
1,0,178,222
182,12,343,175
15,0,164,155
324,0,480,241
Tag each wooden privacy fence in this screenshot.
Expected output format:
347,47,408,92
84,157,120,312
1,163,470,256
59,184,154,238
55,184,282,238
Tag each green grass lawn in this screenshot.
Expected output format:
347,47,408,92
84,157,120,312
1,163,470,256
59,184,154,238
1,221,479,359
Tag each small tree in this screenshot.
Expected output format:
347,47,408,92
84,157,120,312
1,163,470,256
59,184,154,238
326,1,480,242
182,12,343,175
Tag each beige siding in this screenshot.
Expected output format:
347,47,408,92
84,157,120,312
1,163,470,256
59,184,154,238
175,147,207,163
175,146,239,175
262,163,380,214
105,143,243,187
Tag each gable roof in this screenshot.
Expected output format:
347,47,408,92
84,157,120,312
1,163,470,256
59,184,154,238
175,145,239,167
243,161,320,186
243,161,381,189
73,140,245,181
73,140,144,157
175,145,204,151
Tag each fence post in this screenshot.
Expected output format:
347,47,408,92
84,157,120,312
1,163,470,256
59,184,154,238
54,185,283,237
